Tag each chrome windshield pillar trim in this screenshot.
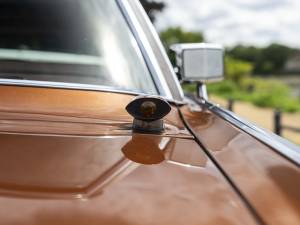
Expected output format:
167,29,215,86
116,0,173,99
192,97,300,166
128,0,184,100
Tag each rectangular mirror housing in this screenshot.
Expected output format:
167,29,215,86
171,43,224,82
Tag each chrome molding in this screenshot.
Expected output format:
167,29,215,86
0,79,147,96
195,98,300,166
128,0,184,100
0,79,183,104
116,0,173,99
196,83,208,100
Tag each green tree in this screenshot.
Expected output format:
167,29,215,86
225,57,253,83
139,0,166,22
227,44,296,75
227,45,260,63
254,44,295,74
160,27,204,64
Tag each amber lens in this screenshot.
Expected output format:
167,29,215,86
140,101,157,118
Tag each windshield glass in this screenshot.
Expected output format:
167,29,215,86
0,0,158,94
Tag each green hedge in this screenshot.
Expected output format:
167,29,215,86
183,78,300,113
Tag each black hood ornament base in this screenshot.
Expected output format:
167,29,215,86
126,96,171,133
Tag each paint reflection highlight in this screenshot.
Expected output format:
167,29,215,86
122,135,169,165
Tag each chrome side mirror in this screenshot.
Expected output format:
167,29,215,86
170,43,224,82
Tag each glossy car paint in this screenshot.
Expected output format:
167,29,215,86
180,101,300,225
0,85,260,225
0,86,187,138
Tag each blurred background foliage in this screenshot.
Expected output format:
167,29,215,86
140,0,300,113
139,0,165,22
228,44,296,75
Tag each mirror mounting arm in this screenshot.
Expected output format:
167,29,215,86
196,82,208,100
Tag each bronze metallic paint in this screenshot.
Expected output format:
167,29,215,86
0,85,259,225
180,102,300,225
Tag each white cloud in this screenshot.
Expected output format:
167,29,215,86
156,0,300,48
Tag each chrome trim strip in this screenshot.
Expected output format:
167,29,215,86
128,0,184,100
116,0,173,99
0,79,183,104
195,98,300,166
0,79,145,96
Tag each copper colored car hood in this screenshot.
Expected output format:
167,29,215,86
181,103,300,225
0,86,259,225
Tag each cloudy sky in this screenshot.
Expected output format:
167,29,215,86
156,0,300,48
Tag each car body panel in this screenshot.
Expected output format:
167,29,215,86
0,85,259,225
0,0,299,224
180,102,300,225
0,85,189,136
0,154,257,225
